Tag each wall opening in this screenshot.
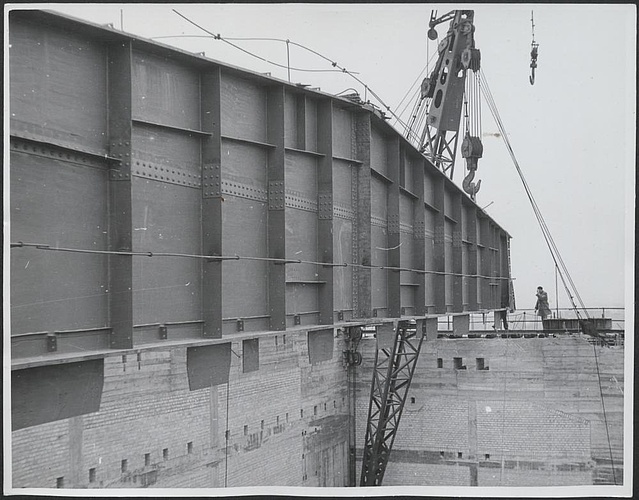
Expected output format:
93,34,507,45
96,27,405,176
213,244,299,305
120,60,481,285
144,453,151,466
121,459,128,473
476,357,488,370
163,448,169,461
56,477,64,488
89,468,96,483
187,442,193,454
437,358,443,368
453,357,465,370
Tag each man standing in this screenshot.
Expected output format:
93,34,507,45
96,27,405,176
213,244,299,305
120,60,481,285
535,286,551,328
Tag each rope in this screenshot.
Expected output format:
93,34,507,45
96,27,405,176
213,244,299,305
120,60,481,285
479,68,618,485
11,241,512,281
171,9,415,133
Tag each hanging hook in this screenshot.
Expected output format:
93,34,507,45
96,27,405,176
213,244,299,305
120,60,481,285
463,168,481,200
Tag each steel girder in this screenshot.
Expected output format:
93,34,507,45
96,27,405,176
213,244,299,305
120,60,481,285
360,321,425,486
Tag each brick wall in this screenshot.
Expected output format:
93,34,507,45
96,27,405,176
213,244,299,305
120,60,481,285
355,335,623,486
11,328,351,489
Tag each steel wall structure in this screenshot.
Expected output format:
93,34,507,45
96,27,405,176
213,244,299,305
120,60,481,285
9,11,510,374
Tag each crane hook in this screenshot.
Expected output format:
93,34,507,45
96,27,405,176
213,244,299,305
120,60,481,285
462,168,481,200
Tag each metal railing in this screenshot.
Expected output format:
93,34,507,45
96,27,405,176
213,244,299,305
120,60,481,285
439,307,625,333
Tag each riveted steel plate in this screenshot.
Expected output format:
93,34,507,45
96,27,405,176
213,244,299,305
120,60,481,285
413,220,425,240
131,157,202,188
388,213,400,234
434,225,445,243
286,188,318,212
221,179,268,203
453,231,463,248
269,180,285,210
318,193,333,220
10,136,111,170
202,163,221,198
371,215,387,228
334,203,356,221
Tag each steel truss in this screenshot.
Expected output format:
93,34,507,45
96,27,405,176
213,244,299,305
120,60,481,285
360,321,425,486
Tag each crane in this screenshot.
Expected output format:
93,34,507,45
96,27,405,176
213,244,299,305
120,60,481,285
360,10,485,487
407,9,484,200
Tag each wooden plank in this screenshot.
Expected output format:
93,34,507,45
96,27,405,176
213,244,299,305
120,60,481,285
267,85,286,330
132,50,200,130
10,153,109,338
220,71,267,142
9,18,108,154
386,136,401,318
107,40,134,350
201,68,223,338
317,99,334,324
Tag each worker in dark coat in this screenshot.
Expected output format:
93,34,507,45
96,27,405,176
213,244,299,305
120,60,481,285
535,286,551,328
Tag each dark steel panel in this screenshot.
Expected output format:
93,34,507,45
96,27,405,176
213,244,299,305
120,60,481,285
107,40,134,349
10,153,109,337
332,217,353,312
284,90,298,149
221,197,268,319
444,219,454,310
267,85,287,330
466,204,479,310
370,127,388,177
452,192,463,312
131,179,202,329
9,18,108,154
201,68,223,338
353,114,372,318
305,98,318,152
433,176,446,313
371,225,388,312
12,359,104,430
242,338,259,373
186,343,231,390
386,137,401,318
220,72,267,142
317,99,334,324
132,124,201,175
332,106,352,159
132,50,200,130
412,158,426,315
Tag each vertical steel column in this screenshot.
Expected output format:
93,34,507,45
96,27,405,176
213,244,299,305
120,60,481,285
479,217,490,309
387,138,401,318
267,85,287,330
467,205,478,311
500,233,510,309
107,40,133,350
201,67,223,338
296,94,306,150
452,192,463,312
354,113,372,318
413,159,426,316
317,99,334,324
360,321,425,486
433,177,446,314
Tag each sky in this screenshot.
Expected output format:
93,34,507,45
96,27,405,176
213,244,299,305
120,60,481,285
31,3,636,310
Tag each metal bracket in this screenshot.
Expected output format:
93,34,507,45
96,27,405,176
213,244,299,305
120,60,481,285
237,319,244,332
202,163,221,198
318,193,333,220
338,311,344,322
294,314,301,325
46,333,57,352
159,325,168,340
269,181,285,210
